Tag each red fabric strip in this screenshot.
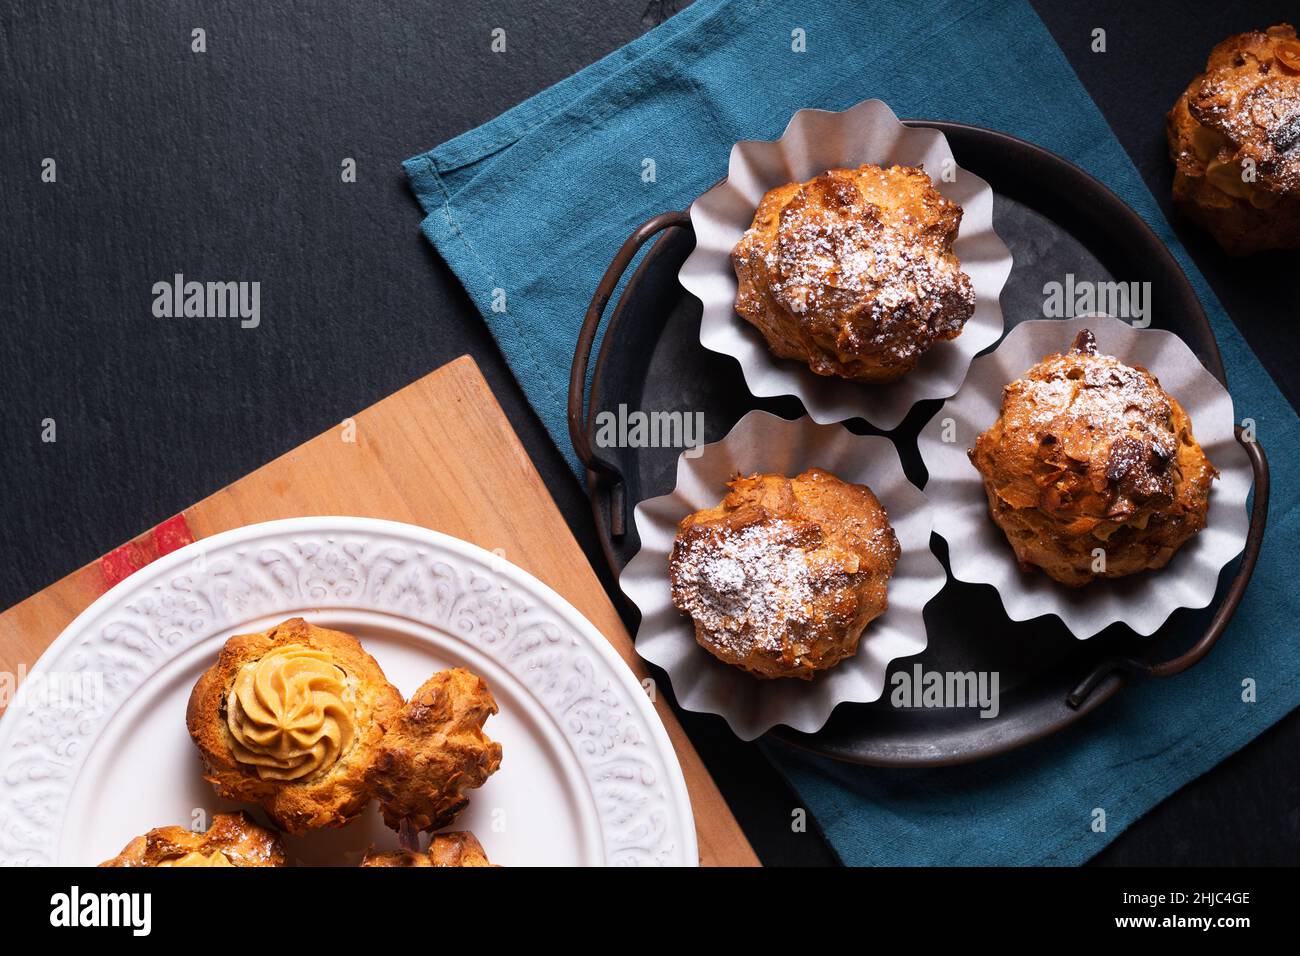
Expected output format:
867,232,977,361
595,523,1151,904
98,514,195,592
153,514,195,556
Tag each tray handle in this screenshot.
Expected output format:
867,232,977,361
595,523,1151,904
568,210,692,537
1067,426,1270,708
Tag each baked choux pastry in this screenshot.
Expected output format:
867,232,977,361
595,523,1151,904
186,618,403,834
366,668,503,833
669,468,900,679
970,329,1216,587
732,164,975,383
1167,24,1300,254
99,811,285,867
361,831,496,867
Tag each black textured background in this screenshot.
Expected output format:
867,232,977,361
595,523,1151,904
1,0,1295,865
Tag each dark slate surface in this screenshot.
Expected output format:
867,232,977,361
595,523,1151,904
0,0,1294,865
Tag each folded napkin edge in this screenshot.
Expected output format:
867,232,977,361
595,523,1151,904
409,0,743,178
408,156,579,422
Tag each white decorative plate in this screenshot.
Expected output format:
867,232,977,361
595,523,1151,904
0,517,697,867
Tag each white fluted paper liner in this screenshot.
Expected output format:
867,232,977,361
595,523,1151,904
680,98,1012,430
621,410,945,740
918,314,1252,638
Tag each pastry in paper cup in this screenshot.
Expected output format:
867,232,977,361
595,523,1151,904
621,410,945,740
680,98,1012,429
918,314,1252,638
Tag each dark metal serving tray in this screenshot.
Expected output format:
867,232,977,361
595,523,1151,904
569,121,1270,766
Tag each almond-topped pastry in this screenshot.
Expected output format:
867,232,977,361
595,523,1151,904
366,668,502,833
669,468,900,680
731,164,975,383
361,831,497,868
100,811,285,867
187,618,403,833
969,330,1217,587
1167,23,1300,254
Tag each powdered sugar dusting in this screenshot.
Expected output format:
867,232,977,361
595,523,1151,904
730,165,976,376
750,192,973,361
1188,27,1300,194
1017,351,1174,462
670,519,847,656
1215,78,1300,191
765,208,972,358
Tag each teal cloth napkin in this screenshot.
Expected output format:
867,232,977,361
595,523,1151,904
407,0,1300,864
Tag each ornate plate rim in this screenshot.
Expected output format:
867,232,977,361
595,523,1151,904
0,516,698,867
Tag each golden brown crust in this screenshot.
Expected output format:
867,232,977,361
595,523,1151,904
969,330,1216,587
361,831,497,868
731,164,975,383
1167,24,1300,254
366,668,503,832
186,618,403,834
669,468,900,679
99,811,286,867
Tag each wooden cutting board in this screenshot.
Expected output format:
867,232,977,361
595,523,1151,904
0,355,758,867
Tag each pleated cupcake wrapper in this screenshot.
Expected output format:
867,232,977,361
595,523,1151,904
918,314,1252,638
680,98,1013,430
622,410,945,741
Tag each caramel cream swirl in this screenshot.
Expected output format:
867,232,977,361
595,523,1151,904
161,851,234,868
226,644,356,781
